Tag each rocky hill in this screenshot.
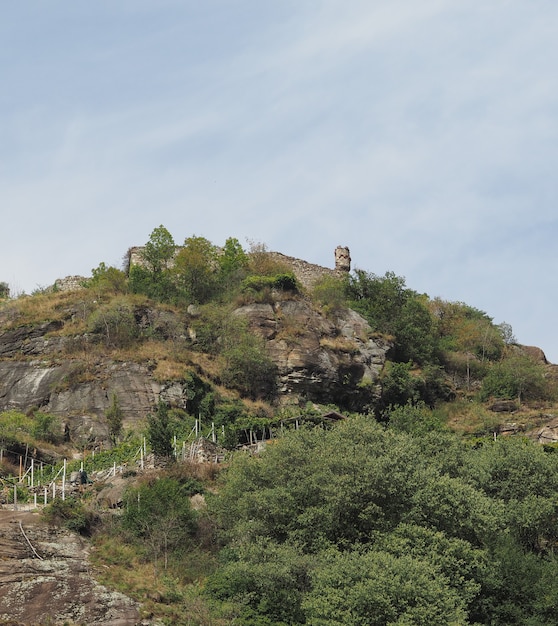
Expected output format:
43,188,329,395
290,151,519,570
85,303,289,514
0,280,389,450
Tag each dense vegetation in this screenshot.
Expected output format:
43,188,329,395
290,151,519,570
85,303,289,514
2,225,558,624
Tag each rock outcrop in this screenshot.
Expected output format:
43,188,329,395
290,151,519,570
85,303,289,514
0,289,389,443
0,510,140,625
234,298,389,411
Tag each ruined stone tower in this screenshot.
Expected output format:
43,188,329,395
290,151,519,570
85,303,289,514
334,246,351,272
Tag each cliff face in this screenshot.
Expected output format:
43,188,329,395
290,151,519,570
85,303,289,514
0,293,389,445
236,298,388,411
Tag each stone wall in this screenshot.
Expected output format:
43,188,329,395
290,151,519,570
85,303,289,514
54,276,87,292
126,245,351,292
266,250,349,291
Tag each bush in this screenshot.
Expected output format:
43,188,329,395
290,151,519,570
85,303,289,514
220,327,277,400
87,298,140,348
241,272,298,294
31,411,62,444
311,275,349,315
480,354,551,403
43,497,99,536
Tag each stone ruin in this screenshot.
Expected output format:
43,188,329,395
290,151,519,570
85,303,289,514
125,245,352,292
335,246,351,272
55,246,353,294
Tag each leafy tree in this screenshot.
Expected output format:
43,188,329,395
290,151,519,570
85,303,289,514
106,392,123,444
122,476,197,570
220,321,277,400
348,270,438,364
31,411,62,444
303,547,468,626
129,226,177,301
377,361,420,415
208,417,558,624
87,262,128,296
141,225,176,275
0,282,9,299
173,235,219,304
387,402,445,435
146,401,174,458
43,496,99,536
206,541,310,624
480,353,550,403
218,237,249,283
87,298,140,348
311,274,349,315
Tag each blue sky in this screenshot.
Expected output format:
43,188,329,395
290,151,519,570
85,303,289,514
2,1,558,361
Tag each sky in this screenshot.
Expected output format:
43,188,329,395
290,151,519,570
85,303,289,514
2,1,558,361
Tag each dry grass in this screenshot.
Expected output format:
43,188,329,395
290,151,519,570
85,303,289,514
441,398,558,436
91,524,228,625
319,336,359,354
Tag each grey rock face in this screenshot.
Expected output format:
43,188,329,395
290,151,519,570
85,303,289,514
0,294,389,439
235,298,389,411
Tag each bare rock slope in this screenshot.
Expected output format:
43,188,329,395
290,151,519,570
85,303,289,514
0,510,140,625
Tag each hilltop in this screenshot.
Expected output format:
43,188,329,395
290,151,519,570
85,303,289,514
3,226,558,624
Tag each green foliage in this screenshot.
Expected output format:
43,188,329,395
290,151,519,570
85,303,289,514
43,496,99,536
348,270,438,364
208,418,558,624
122,476,197,568
87,297,140,348
147,401,175,458
87,262,128,296
106,392,123,444
0,410,33,445
141,225,176,275
0,281,9,299
218,237,249,282
128,225,178,302
303,547,468,626
173,235,219,304
387,402,445,435
241,272,298,294
31,411,62,444
431,299,505,361
128,263,177,302
220,322,277,400
206,541,310,624
311,274,349,315
480,353,550,403
378,361,420,413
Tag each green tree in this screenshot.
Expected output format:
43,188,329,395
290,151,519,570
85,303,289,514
31,412,62,444
480,353,550,403
141,225,176,275
146,401,174,459
122,476,197,570
0,282,9,299
220,321,277,400
87,298,140,348
106,392,123,444
129,226,177,301
303,547,468,626
218,237,248,283
173,235,219,304
87,262,128,296
348,270,438,364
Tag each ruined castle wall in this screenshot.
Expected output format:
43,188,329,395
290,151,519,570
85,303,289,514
126,246,351,292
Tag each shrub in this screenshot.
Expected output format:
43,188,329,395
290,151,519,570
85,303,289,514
87,298,140,348
31,411,62,444
43,496,99,536
241,272,298,294
311,275,348,315
480,354,551,403
220,326,277,400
